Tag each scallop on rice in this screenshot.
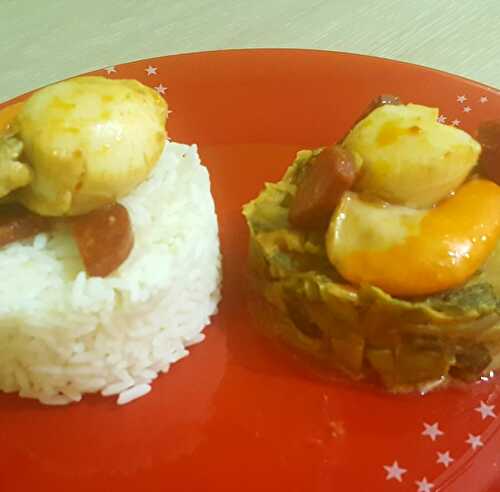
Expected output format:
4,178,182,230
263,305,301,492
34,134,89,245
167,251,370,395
0,76,221,405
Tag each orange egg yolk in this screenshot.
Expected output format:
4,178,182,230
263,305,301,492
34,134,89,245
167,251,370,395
339,179,500,297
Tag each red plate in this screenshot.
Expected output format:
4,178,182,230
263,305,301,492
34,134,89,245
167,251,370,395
1,50,499,492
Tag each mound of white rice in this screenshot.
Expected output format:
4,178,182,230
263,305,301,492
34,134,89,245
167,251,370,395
0,142,221,405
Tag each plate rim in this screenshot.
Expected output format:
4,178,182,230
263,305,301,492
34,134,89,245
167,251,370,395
1,48,497,109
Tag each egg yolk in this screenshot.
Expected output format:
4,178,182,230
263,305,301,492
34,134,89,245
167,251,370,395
330,179,500,297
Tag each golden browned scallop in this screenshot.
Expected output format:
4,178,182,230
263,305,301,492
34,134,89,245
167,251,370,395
343,103,481,208
15,76,167,216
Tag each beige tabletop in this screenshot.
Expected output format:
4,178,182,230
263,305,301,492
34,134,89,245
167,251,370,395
1,0,499,103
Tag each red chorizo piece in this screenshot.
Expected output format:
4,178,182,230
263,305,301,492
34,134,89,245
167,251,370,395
289,145,358,228
289,95,401,228
0,205,50,247
340,94,401,143
368,94,401,110
477,120,500,184
72,203,134,277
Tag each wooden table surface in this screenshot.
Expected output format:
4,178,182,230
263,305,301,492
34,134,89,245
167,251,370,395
1,0,499,103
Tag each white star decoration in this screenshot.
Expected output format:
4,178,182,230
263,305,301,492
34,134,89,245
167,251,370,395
475,401,496,420
436,451,454,468
463,106,472,113
384,461,407,482
466,433,484,450
480,96,488,103
378,402,493,485
451,119,461,126
145,65,158,76
422,422,444,441
154,84,167,95
457,95,467,103
104,66,117,74
437,114,447,124
415,477,434,492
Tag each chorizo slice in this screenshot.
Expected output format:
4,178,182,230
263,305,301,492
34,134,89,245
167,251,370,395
0,204,50,247
289,145,358,228
340,94,401,143
477,119,500,184
72,203,134,277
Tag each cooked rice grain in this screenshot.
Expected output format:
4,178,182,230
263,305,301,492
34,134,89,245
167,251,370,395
0,142,221,405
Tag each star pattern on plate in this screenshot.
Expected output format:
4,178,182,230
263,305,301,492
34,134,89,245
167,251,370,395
480,96,488,103
475,401,496,420
463,106,472,113
154,84,167,95
466,434,484,450
436,451,454,468
457,95,467,103
383,461,407,482
415,477,434,492
145,65,158,76
451,119,461,126
422,422,444,441
104,66,117,74
437,114,447,124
